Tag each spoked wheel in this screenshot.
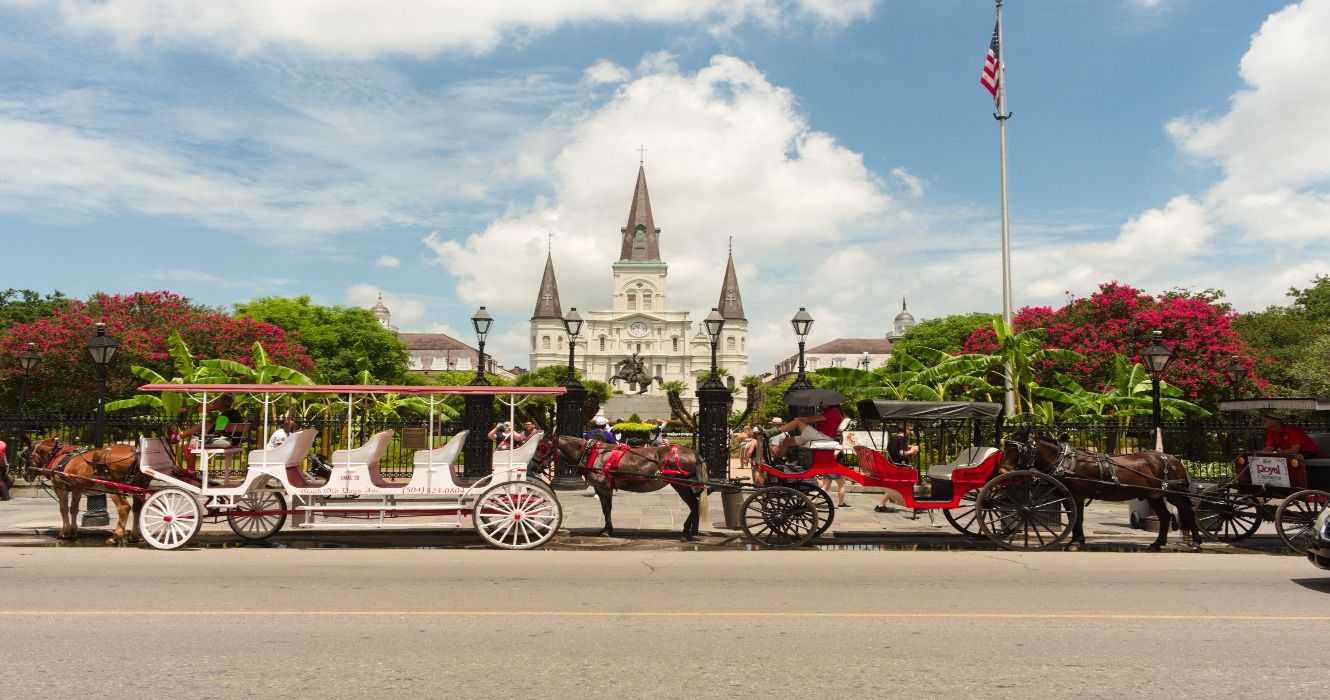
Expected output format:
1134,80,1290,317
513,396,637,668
226,490,288,541
473,481,563,550
740,486,820,549
140,488,202,550
976,470,1077,551
789,482,834,538
942,489,982,537
1274,489,1330,554
1195,484,1262,542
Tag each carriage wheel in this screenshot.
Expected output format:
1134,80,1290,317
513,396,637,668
942,489,982,538
227,491,288,542
976,470,1076,551
473,481,563,550
1274,489,1330,555
140,488,202,550
790,482,835,539
740,486,820,549
1194,485,1262,542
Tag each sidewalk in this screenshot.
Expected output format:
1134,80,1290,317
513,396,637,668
0,481,1290,552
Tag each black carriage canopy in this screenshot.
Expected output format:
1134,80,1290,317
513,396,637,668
1218,397,1330,412
856,399,1003,421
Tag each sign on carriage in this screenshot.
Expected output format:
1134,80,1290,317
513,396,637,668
1249,456,1292,488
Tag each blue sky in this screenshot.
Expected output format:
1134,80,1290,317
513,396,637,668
2,0,1327,374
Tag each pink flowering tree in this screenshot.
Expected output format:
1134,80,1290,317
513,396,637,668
0,291,314,413
963,282,1257,410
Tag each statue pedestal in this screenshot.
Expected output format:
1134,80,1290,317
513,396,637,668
602,395,673,422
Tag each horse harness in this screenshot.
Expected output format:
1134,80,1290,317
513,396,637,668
35,439,139,486
1030,439,1186,492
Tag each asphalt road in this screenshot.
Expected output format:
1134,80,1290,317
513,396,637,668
2,548,1326,699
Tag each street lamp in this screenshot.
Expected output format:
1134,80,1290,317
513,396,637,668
562,307,583,385
470,306,493,386
1142,330,1173,436
789,307,814,391
1224,355,1247,399
84,322,118,526
859,351,871,371
701,308,726,389
16,343,38,417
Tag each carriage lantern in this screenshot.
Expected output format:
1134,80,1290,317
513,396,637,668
789,307,814,391
470,306,493,386
1142,330,1172,437
84,322,118,526
562,307,583,383
1224,355,1247,398
701,307,725,389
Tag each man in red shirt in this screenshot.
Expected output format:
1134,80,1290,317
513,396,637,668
1260,413,1322,458
773,404,845,461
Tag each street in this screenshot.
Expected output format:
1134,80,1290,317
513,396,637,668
2,548,1325,699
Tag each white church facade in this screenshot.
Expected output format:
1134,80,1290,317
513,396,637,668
528,165,748,411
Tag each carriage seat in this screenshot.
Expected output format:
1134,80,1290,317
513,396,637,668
327,430,395,488
926,447,998,481
1305,433,1330,467
139,436,219,488
854,446,917,483
492,432,544,478
241,430,318,488
412,430,469,469
806,417,852,450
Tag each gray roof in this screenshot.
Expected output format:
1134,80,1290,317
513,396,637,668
619,165,662,261
531,252,563,320
717,250,745,320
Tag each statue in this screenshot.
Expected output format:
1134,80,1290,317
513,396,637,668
610,352,664,395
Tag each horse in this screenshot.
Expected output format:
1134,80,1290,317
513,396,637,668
533,435,702,539
1000,432,1201,552
609,359,664,395
25,438,147,544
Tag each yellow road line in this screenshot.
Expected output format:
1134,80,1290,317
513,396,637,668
1,611,1327,621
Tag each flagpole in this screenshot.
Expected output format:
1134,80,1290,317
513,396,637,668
995,0,1015,416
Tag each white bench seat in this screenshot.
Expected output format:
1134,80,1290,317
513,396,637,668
927,446,998,481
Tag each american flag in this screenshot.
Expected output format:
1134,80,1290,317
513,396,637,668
980,20,1001,109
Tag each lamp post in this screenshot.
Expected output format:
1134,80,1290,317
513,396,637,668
695,308,729,480
1224,355,1247,400
462,307,495,481
16,343,38,418
1142,330,1173,439
84,323,118,526
859,351,871,371
789,307,814,392
553,308,587,490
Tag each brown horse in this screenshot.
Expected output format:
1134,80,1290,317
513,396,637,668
535,435,702,540
25,438,146,544
1001,433,1201,552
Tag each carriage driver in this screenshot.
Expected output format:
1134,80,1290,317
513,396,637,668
771,403,845,461
1258,411,1322,459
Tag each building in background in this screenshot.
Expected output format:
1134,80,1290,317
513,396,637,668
772,299,917,380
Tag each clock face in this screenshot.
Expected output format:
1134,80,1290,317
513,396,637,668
628,322,649,338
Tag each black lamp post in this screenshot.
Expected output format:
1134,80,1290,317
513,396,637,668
16,343,38,417
84,322,118,527
789,307,814,391
695,308,730,480
470,306,493,386
1224,355,1247,400
552,307,588,490
1142,330,1173,436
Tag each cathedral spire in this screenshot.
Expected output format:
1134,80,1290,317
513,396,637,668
619,164,661,261
717,246,745,320
531,252,563,320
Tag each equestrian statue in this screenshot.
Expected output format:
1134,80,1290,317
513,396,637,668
609,352,663,395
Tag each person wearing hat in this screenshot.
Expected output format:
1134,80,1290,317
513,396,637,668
1259,412,1321,459
488,421,517,449
584,416,618,445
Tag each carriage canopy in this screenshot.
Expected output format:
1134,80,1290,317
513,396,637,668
856,399,1003,422
1217,397,1330,412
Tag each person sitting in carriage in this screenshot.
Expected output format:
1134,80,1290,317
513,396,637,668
584,416,618,445
771,403,845,462
1258,411,1321,459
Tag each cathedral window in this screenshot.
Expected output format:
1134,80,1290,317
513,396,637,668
643,293,652,310
634,229,647,249
599,336,606,351
741,337,745,351
727,376,735,389
557,335,564,349
541,336,551,350
809,357,819,370
726,337,736,351
531,335,536,351
672,337,679,352
627,293,636,310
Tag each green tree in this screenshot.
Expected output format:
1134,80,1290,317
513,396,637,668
0,289,70,327
1233,275,1330,395
234,296,410,385
891,312,996,356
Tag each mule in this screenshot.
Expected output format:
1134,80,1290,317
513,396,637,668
1001,433,1202,552
535,435,702,540
26,438,146,544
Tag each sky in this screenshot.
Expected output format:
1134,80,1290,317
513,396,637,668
2,0,1328,375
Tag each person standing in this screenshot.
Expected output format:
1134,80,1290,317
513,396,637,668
0,439,12,501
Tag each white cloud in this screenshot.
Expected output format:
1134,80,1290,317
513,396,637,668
43,0,877,58
374,254,401,268
891,167,924,197
425,54,892,372
344,284,427,328
584,60,630,85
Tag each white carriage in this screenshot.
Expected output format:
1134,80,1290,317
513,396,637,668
133,384,565,550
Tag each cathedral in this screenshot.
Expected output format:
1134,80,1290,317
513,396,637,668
528,165,748,412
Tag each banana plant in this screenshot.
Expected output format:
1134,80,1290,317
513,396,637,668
104,332,231,418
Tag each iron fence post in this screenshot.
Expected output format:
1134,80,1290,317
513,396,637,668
461,394,493,482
